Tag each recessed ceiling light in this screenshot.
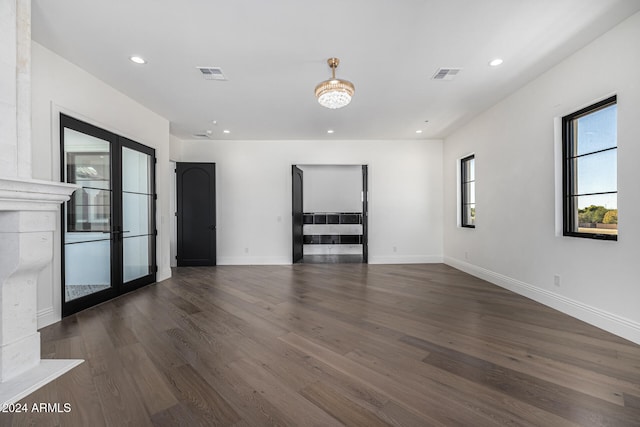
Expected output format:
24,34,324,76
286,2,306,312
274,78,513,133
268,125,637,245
327,130,334,134
129,56,146,64
211,120,218,125
223,130,230,134
489,58,503,67
416,130,423,134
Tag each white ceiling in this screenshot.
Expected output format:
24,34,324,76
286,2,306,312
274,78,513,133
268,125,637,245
32,0,640,141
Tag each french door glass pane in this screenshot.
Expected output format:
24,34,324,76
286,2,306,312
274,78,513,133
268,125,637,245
122,147,151,193
63,128,112,301
122,147,153,283
124,236,151,282
123,192,150,235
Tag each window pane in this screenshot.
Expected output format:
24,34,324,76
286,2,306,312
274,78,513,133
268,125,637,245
122,147,151,193
463,204,476,226
69,189,111,232
463,182,475,204
64,238,111,301
64,129,110,190
570,193,617,235
123,235,151,282
576,104,617,155
462,158,474,181
123,193,151,236
576,149,617,195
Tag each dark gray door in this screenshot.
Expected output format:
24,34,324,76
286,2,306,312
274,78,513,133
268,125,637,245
292,165,304,263
176,163,216,266
362,165,368,264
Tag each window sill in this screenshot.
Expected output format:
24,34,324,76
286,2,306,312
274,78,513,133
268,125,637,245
563,232,617,241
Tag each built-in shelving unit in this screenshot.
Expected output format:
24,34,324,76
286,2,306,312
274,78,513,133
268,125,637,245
303,212,363,255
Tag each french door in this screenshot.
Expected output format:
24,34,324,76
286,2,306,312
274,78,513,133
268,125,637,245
61,114,156,316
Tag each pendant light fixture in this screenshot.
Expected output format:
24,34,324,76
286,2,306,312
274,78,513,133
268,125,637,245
315,58,355,109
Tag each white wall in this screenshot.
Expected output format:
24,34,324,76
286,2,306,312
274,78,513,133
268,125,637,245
169,134,183,162
443,12,640,344
299,165,362,213
31,42,172,328
180,139,443,265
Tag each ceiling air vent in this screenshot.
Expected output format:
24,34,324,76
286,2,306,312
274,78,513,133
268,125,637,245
432,68,462,81
197,67,227,81
192,133,211,138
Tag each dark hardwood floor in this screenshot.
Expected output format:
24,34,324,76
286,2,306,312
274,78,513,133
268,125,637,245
4,264,640,426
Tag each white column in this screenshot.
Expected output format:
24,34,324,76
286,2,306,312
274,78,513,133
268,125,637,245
16,0,32,178
0,0,82,405
0,0,19,176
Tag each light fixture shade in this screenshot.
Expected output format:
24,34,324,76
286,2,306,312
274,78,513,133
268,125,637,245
315,79,355,109
315,58,355,109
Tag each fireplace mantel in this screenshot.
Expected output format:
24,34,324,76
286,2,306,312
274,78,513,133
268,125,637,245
0,177,78,211
0,176,81,405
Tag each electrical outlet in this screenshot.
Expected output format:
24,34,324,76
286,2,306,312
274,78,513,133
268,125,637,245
244,247,249,254
392,246,397,253
464,251,469,260
554,274,561,287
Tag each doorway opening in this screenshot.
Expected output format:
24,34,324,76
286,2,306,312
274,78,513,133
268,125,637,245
292,164,368,264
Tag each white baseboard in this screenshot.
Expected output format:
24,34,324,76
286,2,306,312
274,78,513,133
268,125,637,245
218,254,443,266
444,256,640,345
37,307,58,330
217,256,291,266
157,267,172,282
368,255,443,264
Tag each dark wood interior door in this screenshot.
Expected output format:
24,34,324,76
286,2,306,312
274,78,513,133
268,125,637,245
292,165,304,263
362,165,369,264
176,163,216,266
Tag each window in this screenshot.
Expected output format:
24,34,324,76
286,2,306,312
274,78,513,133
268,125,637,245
461,155,475,228
562,96,617,240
